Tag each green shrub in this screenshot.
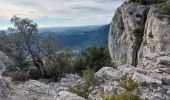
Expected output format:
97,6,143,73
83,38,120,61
158,0,170,15
83,68,95,87
74,45,112,73
10,72,28,82
68,85,89,99
118,76,139,91
73,57,87,75
69,68,95,99
44,49,73,81
29,69,42,80
105,91,140,100
105,76,139,100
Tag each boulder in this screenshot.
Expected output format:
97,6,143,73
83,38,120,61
95,67,122,84
60,74,84,87
118,64,136,75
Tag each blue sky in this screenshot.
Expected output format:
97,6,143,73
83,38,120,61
0,0,125,29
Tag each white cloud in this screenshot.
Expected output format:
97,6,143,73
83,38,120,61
0,0,124,27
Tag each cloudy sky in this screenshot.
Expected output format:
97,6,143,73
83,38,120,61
0,0,125,29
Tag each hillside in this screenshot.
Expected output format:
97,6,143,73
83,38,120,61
40,24,109,49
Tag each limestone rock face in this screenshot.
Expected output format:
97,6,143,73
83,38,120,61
109,3,149,66
138,8,170,87
138,8,170,68
108,3,170,99
139,8,170,52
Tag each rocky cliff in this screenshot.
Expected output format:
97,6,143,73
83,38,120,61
109,2,149,66
109,2,170,68
108,1,170,100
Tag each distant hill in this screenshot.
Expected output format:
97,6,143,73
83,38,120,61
39,24,110,49
39,25,102,35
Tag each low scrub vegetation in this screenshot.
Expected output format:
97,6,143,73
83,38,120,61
118,76,139,91
74,45,112,74
69,85,89,99
44,48,74,81
157,0,170,15
10,72,28,82
105,91,139,100
28,69,42,80
105,76,139,100
128,0,170,15
68,68,95,99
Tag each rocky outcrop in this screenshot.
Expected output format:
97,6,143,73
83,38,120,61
95,67,122,84
108,2,170,99
138,7,170,73
92,64,170,100
109,2,170,68
109,3,149,66
0,74,84,100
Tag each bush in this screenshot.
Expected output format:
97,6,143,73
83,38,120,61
69,68,95,99
29,69,42,80
105,76,139,100
73,58,87,75
158,0,170,15
105,91,140,100
118,76,139,91
74,45,112,73
69,85,89,99
10,72,28,82
83,68,95,87
44,48,74,81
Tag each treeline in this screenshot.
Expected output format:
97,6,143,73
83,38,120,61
0,16,112,81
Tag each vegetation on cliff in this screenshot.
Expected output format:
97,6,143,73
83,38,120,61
105,76,139,100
